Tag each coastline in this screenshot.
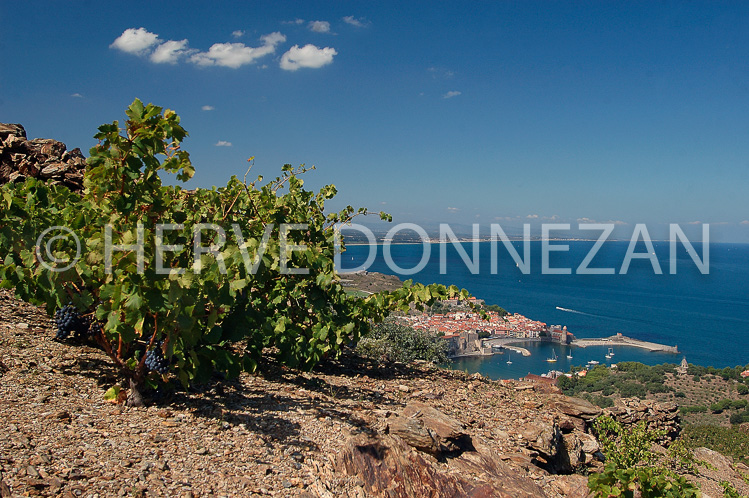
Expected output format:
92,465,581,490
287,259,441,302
342,244,748,370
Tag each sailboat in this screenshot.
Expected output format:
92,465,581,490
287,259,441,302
546,349,558,363
506,353,512,365
566,350,573,359
608,347,614,357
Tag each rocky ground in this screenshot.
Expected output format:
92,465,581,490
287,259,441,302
1,291,748,497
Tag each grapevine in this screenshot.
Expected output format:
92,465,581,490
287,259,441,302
0,99,469,405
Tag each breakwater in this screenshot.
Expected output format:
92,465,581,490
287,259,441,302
571,334,679,354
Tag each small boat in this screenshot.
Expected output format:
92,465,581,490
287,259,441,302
546,349,558,363
608,347,614,357
588,360,599,365
566,352,573,359
605,353,611,359
506,353,512,365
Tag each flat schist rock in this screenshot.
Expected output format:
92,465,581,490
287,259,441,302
0,123,26,140
336,433,547,498
550,396,602,421
386,401,471,457
519,420,562,459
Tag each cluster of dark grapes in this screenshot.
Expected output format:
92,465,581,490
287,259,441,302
89,321,103,338
145,344,169,375
53,304,104,341
54,304,89,340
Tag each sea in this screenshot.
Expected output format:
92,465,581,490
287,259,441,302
339,240,749,380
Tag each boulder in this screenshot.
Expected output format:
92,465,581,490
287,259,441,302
386,402,472,457
520,420,561,459
550,474,592,497
561,433,585,469
336,433,546,498
552,396,602,421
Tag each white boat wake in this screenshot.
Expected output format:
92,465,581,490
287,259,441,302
556,306,585,314
555,306,600,318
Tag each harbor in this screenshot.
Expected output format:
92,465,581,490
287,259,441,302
450,339,682,381
448,333,679,363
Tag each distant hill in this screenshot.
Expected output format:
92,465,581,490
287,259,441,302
339,270,404,294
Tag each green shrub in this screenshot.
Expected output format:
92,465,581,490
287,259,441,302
618,382,647,398
730,399,748,410
729,411,749,425
588,416,700,497
721,480,742,498
591,395,614,408
355,318,448,364
711,399,733,413
557,374,577,394
482,304,508,316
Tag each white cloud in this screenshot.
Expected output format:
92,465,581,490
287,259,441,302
577,217,595,223
687,221,702,225
741,220,749,225
428,67,455,79
443,91,462,99
215,141,232,147
190,32,286,68
71,93,83,98
447,207,460,212
280,44,337,71
232,30,245,38
283,18,305,25
201,105,215,111
260,31,286,46
308,21,331,33
342,16,366,27
527,214,539,219
150,39,190,64
111,28,287,69
110,27,160,55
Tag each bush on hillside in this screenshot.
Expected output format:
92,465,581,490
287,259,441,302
355,318,448,364
588,416,699,497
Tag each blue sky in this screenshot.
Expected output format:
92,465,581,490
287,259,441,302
2,1,749,241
